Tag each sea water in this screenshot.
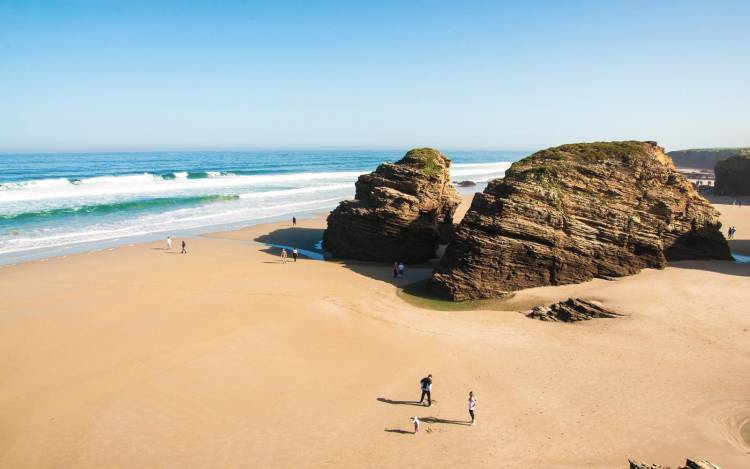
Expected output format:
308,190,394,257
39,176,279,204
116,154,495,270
0,150,525,264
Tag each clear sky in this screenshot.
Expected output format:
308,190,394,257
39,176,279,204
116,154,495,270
1,0,748,153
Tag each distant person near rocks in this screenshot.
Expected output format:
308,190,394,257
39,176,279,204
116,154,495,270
166,236,172,250
398,262,405,278
419,374,433,406
393,261,398,279
281,248,288,264
468,391,477,425
292,248,298,262
181,240,187,254
292,216,297,226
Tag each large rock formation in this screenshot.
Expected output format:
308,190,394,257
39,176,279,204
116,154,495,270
714,153,750,195
323,148,461,262
429,141,732,300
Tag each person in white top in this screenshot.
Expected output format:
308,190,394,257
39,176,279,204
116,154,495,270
468,391,477,425
411,416,420,434
166,236,172,250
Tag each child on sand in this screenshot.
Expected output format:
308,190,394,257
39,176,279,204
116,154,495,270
468,391,477,425
181,240,187,254
412,416,420,434
166,236,172,250
292,248,298,262
281,248,288,264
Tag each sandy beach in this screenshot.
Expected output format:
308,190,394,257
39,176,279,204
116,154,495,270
1,195,749,468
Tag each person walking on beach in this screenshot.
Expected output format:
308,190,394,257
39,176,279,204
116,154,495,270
292,216,297,226
181,240,187,254
398,262,405,278
393,261,398,279
411,416,420,434
468,391,477,426
166,236,172,250
281,248,288,264
419,374,433,406
292,248,298,262
728,226,736,240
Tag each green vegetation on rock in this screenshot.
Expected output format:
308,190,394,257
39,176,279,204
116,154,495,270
401,147,446,178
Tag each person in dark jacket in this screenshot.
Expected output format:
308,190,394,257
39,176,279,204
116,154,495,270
419,374,433,406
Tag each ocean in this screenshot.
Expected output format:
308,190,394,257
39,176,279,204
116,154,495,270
0,150,526,265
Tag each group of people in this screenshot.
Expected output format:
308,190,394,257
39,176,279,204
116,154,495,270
166,236,187,254
731,199,743,208
280,248,299,263
392,261,405,278
727,226,738,240
410,374,477,434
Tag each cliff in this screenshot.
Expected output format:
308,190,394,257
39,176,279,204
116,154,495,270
429,141,731,301
667,147,750,170
323,148,461,262
714,154,750,195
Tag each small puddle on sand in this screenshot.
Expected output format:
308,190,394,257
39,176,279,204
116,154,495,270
255,241,325,260
741,420,750,446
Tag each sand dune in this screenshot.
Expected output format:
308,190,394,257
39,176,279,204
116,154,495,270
1,197,749,468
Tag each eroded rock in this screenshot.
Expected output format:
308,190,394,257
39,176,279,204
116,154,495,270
526,298,622,322
430,141,731,300
323,148,461,262
629,458,721,469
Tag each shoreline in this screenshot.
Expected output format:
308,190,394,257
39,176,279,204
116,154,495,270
0,183,486,267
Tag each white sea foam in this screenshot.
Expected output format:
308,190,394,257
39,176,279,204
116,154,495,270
0,171,363,203
0,195,349,255
451,161,511,181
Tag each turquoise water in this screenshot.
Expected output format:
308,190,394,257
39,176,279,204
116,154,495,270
0,150,525,264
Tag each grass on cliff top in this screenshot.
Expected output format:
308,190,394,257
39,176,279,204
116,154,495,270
402,147,445,178
506,140,668,178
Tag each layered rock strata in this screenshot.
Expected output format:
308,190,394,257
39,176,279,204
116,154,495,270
323,148,461,262
430,141,731,300
526,298,622,322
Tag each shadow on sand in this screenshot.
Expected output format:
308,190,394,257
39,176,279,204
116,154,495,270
419,416,471,426
384,428,413,435
667,258,750,277
377,397,425,407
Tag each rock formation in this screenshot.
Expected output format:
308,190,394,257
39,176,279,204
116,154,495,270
323,148,461,262
456,180,477,187
667,147,750,170
629,458,721,469
430,141,732,300
526,298,622,322
714,153,750,195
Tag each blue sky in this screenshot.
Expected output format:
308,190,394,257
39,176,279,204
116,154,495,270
0,0,748,152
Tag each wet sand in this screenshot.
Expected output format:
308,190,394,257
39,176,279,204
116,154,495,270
1,196,749,468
